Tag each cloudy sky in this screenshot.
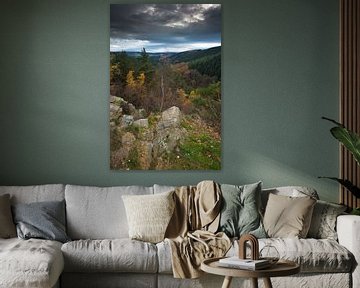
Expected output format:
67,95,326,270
110,4,221,53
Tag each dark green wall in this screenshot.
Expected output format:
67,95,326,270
0,0,340,202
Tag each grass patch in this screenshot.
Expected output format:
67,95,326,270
124,125,140,135
148,113,160,128
126,146,141,170
165,132,220,170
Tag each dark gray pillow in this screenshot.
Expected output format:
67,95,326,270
12,200,70,243
218,182,266,238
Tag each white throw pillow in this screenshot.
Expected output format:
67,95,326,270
122,191,175,243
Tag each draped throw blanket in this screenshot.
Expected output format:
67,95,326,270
165,180,231,278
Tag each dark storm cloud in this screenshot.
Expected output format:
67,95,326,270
110,4,221,52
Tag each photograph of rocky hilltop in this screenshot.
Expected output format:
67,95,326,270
110,4,221,170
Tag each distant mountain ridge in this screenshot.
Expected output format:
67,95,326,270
110,46,221,80
169,46,221,63
111,46,221,63
121,51,176,59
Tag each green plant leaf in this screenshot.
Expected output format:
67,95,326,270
351,208,360,215
322,116,344,127
322,117,360,165
318,177,360,198
330,127,360,165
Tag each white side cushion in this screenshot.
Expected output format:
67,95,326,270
61,239,158,273
337,215,360,288
0,238,63,288
65,185,153,239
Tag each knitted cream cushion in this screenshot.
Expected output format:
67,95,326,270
122,191,175,243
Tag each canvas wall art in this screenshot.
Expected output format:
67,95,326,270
110,4,221,170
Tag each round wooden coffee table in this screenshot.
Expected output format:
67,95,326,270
201,257,300,288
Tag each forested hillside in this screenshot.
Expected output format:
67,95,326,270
110,46,221,170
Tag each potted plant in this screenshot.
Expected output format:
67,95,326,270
320,117,360,215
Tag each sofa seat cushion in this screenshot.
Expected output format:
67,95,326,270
0,238,64,288
231,238,353,273
157,238,353,274
61,239,158,273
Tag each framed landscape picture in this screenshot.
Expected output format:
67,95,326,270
110,4,221,170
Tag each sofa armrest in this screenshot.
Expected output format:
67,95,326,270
337,215,360,288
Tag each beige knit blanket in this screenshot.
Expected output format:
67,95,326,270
165,181,231,279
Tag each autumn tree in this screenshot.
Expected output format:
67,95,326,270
110,51,133,96
126,70,136,88
124,70,147,108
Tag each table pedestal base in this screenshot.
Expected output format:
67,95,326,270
221,276,273,288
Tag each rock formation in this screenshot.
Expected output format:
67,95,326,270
110,95,187,169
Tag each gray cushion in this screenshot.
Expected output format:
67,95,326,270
0,194,16,238
307,200,347,240
0,238,64,288
218,182,266,238
65,185,154,239
61,239,158,273
12,200,70,243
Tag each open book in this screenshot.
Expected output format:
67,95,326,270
218,257,271,270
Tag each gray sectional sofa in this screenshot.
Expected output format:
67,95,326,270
0,184,359,288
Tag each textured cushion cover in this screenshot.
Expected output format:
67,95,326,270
122,191,175,243
65,185,153,239
12,200,70,243
61,239,158,273
307,200,347,240
0,238,64,288
218,182,266,238
263,193,316,238
0,194,16,238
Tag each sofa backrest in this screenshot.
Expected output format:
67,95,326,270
0,184,320,240
261,186,319,212
65,184,153,240
153,184,176,194
0,184,65,204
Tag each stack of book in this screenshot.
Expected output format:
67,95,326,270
218,257,271,270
